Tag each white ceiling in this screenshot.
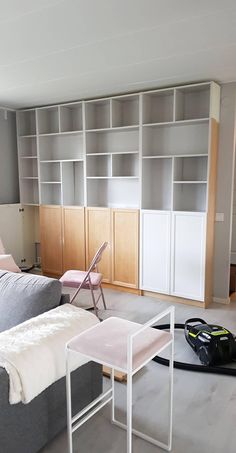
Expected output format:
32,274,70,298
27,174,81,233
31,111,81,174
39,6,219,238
1,0,236,108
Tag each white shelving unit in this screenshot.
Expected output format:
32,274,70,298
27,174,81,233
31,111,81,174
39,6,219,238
16,81,218,212
140,81,220,305
16,81,221,305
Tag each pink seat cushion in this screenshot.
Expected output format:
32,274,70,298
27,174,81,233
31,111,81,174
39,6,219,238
60,270,102,290
0,254,21,273
68,317,172,373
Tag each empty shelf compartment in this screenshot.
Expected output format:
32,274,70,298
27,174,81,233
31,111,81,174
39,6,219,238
60,103,83,132
112,95,139,127
143,89,174,124
174,156,208,182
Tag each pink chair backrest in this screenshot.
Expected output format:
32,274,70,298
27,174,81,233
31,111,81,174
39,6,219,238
69,242,108,303
89,242,108,273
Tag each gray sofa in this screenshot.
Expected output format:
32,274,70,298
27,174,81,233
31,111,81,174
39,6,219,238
0,270,102,453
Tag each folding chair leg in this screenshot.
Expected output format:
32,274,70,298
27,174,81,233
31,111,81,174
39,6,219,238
90,286,98,317
100,285,107,310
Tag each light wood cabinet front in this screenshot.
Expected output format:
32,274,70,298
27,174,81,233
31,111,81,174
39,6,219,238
40,205,63,275
112,209,139,288
63,207,85,272
86,208,111,282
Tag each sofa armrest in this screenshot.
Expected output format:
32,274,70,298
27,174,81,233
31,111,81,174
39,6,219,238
60,293,70,304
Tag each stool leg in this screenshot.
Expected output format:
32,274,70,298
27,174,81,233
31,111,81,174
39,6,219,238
127,371,132,453
111,368,115,422
100,285,107,310
168,340,174,451
66,349,73,453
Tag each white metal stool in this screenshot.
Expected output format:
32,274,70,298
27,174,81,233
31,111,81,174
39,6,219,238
66,307,174,453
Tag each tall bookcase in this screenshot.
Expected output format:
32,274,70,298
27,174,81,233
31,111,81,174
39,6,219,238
16,81,220,306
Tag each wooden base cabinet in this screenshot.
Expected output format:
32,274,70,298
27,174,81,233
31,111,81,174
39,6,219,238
62,206,85,272
86,208,111,282
40,205,63,276
85,207,139,288
40,205,85,276
112,209,139,288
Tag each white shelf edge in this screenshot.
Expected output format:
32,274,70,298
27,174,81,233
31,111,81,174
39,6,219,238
172,210,207,214
142,153,208,159
87,176,139,180
86,151,139,156
40,181,62,184
39,131,83,137
19,135,37,138
21,203,39,206
58,130,83,135
173,181,208,184
38,132,60,137
86,125,139,133
142,155,172,159
40,159,84,163
143,118,209,127
20,156,38,159
20,177,39,180
141,206,172,211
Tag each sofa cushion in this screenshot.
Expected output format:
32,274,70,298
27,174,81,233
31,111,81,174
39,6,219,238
0,255,21,273
0,271,63,333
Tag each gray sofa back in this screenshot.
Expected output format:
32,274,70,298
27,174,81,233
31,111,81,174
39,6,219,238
0,271,68,333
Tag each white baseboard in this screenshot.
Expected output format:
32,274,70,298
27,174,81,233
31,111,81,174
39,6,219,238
213,296,230,305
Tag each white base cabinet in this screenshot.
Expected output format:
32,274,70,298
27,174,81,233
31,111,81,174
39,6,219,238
171,212,206,301
140,211,171,294
141,210,206,302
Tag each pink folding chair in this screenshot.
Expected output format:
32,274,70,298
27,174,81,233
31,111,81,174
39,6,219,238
60,242,108,317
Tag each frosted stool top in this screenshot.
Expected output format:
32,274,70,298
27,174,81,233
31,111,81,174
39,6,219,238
67,316,172,374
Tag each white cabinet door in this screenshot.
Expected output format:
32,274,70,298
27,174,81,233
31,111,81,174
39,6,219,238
171,212,206,301
0,204,24,265
141,210,171,293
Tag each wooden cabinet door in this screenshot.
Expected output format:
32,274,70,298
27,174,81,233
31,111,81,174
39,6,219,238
62,207,85,272
86,208,111,282
40,206,63,275
171,212,206,301
112,209,139,288
140,210,170,293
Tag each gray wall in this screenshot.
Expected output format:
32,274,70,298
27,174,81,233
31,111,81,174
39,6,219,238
0,109,19,204
213,83,236,301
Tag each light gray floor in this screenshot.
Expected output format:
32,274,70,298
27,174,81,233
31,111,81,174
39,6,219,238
42,289,236,453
